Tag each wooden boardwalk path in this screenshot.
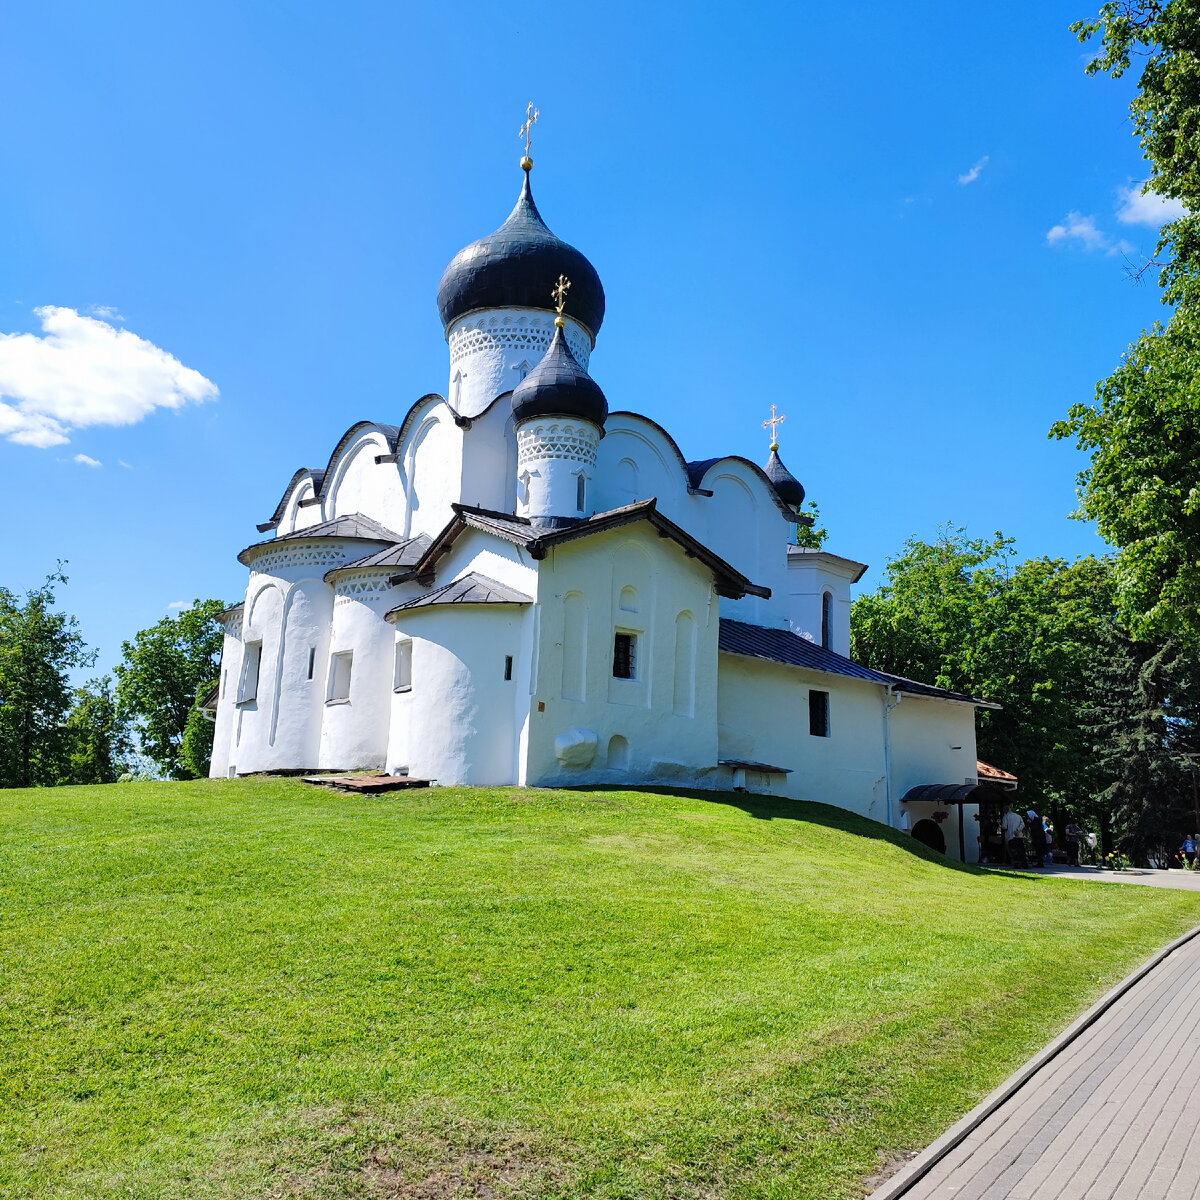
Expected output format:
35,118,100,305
873,928,1200,1200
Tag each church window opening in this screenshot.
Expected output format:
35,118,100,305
608,734,630,769
394,640,413,692
307,646,316,680
619,586,638,613
328,651,354,703
518,470,532,509
821,592,833,651
504,654,513,681
221,668,227,697
809,689,830,737
576,471,587,513
613,631,637,680
238,642,262,704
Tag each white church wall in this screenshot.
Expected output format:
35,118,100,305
230,580,285,774
446,309,592,420
784,552,859,657
516,418,601,520
268,577,334,769
459,400,518,513
388,606,532,784
209,611,244,778
280,477,322,536
525,525,721,788
402,410,464,539
593,418,687,520
322,429,407,534
318,573,398,771
716,654,889,818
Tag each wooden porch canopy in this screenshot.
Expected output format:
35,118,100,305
901,782,1011,861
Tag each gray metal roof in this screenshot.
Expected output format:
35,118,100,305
385,571,532,619
719,758,792,774
717,618,998,707
409,500,770,601
325,534,432,582
902,783,1007,804
238,513,402,566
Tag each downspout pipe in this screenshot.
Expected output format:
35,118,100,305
883,684,904,828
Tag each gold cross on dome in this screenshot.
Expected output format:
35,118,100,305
552,274,571,316
763,404,787,448
519,102,539,159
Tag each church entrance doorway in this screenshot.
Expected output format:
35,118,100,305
911,818,946,855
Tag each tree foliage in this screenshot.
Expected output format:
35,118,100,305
66,675,132,785
179,679,218,780
0,569,96,788
115,600,226,779
1052,1,1200,643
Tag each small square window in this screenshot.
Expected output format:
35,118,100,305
238,641,262,703
809,689,830,737
394,640,412,692
613,631,637,680
328,650,353,703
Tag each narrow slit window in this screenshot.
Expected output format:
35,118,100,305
612,631,637,680
576,472,587,512
238,641,262,703
327,650,353,703
821,592,833,650
809,689,830,737
307,646,316,680
504,654,513,681
394,640,412,692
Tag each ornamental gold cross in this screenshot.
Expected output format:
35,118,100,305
763,404,786,447
520,103,539,157
552,274,571,315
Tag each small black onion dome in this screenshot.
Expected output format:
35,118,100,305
764,447,805,507
437,170,605,338
511,325,608,426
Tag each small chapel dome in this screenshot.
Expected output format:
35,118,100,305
437,168,606,340
510,323,608,427
764,446,805,508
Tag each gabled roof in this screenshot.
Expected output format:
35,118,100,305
324,534,432,582
405,499,771,601
786,545,870,583
717,618,999,708
238,513,402,566
258,468,326,532
977,759,1018,785
385,571,532,620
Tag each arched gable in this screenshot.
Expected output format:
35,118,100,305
595,413,693,518
322,426,407,529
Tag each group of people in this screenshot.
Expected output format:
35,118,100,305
995,806,1087,868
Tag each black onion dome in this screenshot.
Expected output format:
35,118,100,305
764,448,805,507
511,325,608,426
437,171,605,338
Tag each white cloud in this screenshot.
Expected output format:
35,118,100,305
167,601,191,611
1046,211,1134,256
958,156,989,186
88,304,124,322
73,453,102,467
1116,183,1186,226
118,459,133,470
0,307,218,448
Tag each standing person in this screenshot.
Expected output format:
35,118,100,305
1002,806,1026,866
1027,810,1047,869
1182,833,1197,868
1065,819,1084,866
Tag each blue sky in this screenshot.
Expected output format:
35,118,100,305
0,1,1177,674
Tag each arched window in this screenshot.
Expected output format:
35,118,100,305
608,734,630,769
619,586,638,613
821,591,833,650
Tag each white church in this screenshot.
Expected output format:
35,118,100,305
207,138,1001,861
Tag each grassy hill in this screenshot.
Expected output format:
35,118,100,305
2,779,1198,1200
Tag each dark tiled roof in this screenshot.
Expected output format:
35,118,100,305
763,448,805,507
238,513,402,566
717,618,997,707
901,783,1008,804
685,453,805,523
720,759,792,774
386,571,532,619
413,500,770,601
325,534,432,582
437,169,605,337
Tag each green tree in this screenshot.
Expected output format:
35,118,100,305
115,600,227,779
0,568,96,788
793,500,827,550
1052,1,1200,644
66,675,132,784
179,679,218,780
851,529,1114,814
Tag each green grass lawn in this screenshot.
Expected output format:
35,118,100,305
2,780,1198,1200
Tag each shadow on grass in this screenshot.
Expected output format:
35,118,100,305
572,784,989,877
